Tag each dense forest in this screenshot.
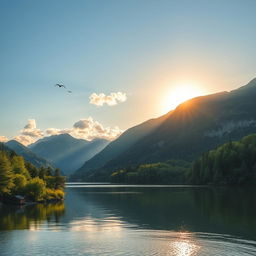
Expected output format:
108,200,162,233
188,134,256,185
0,144,65,202
110,160,190,184
111,134,256,185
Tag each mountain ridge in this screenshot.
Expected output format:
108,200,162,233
5,140,54,169
29,133,109,175
71,78,256,181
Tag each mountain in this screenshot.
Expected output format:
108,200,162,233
5,140,53,169
72,78,256,181
29,134,109,175
71,112,172,180
0,142,14,153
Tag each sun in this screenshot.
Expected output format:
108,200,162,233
163,83,204,112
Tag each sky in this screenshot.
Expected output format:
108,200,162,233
1,0,256,145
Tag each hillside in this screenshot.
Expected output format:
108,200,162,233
5,140,53,169
29,134,109,175
71,112,172,180
188,133,256,185
0,145,65,201
72,78,256,181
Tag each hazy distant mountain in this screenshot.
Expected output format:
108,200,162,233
0,142,14,153
72,78,256,181
5,140,53,169
29,134,109,175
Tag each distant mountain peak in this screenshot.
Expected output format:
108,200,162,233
29,134,110,175
52,133,72,138
6,139,26,148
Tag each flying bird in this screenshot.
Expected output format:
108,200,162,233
68,90,72,93
55,84,66,88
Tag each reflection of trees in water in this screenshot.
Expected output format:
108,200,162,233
70,187,203,230
192,187,256,238
71,187,256,239
0,202,65,230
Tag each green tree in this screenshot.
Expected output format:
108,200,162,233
0,152,14,194
53,169,65,189
25,162,38,178
11,156,30,179
24,177,46,201
12,174,27,194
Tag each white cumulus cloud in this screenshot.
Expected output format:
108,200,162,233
46,117,123,141
0,136,8,143
24,119,36,129
72,117,123,141
89,92,127,106
14,119,44,145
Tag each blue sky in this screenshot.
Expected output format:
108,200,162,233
1,0,256,144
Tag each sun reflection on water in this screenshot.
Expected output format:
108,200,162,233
169,232,201,256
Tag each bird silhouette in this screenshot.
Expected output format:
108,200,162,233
68,90,72,93
55,83,66,88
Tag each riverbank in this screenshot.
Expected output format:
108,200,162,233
0,194,64,206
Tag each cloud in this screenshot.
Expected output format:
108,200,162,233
8,117,123,146
72,117,123,140
14,135,36,146
73,119,92,129
24,119,36,129
14,119,44,145
0,136,8,143
89,92,127,106
47,117,123,141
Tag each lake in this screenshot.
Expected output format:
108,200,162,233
0,183,256,255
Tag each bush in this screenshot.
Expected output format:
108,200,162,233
24,177,46,201
45,188,64,200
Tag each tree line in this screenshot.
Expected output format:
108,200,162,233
110,159,190,184
0,144,65,202
110,134,256,185
188,134,256,185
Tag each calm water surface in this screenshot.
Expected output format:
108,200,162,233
0,183,256,255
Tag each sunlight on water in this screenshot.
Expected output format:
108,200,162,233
1,185,256,256
70,216,126,232
170,232,200,256
171,240,200,256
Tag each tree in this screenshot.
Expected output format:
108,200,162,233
54,169,65,189
24,177,46,201
12,174,27,194
11,156,30,179
25,162,38,178
0,152,14,195
39,167,47,179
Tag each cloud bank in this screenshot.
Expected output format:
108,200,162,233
9,118,123,146
89,92,127,106
46,117,123,141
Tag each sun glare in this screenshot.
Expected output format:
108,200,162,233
163,83,204,112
